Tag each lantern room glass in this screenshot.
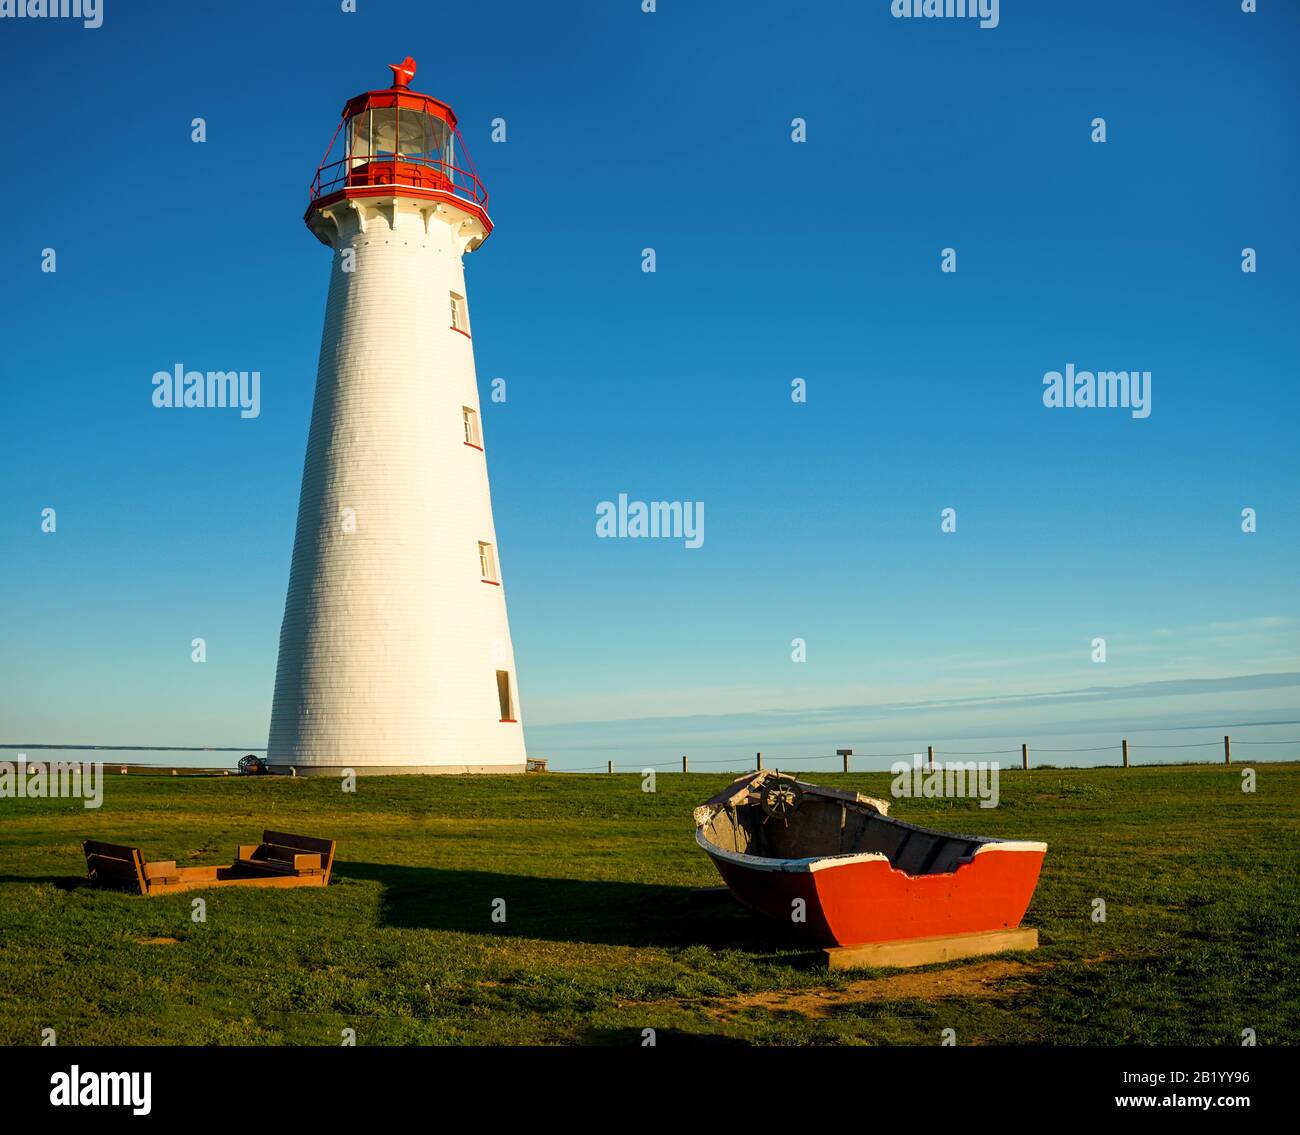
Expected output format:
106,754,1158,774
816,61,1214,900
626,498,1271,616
346,108,453,175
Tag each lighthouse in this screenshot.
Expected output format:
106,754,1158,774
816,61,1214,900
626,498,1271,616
267,59,526,775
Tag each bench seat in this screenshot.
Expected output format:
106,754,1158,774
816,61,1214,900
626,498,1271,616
83,831,336,895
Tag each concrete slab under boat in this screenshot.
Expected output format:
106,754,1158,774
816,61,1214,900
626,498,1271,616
825,927,1039,970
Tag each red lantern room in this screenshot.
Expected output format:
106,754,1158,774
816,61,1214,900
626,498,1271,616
306,57,491,244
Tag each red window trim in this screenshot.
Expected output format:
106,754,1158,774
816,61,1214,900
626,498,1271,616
481,578,500,586
450,325,471,339
464,441,483,451
499,718,518,724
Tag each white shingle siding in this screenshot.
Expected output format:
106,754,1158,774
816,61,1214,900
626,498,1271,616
267,198,525,774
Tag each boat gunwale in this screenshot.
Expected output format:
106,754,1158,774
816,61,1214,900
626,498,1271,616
697,779,1010,848
694,782,1048,878
694,825,1047,876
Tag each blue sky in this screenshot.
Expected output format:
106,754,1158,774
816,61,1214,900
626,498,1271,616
1,0,1297,766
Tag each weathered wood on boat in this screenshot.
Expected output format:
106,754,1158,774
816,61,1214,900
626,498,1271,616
700,771,765,809
795,780,891,816
825,927,1039,970
696,770,890,819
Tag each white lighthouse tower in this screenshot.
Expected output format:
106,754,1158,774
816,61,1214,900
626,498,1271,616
267,59,526,775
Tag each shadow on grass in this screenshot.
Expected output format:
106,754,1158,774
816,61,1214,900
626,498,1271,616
0,875,87,890
339,861,821,959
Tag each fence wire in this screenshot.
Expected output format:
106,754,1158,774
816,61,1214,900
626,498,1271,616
6,734,1296,774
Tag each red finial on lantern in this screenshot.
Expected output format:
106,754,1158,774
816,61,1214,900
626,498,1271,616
388,56,416,88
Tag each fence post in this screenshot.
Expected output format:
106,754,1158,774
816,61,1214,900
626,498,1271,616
756,752,763,771
1022,743,1029,771
1224,735,1231,766
607,760,613,774
927,745,935,771
837,748,852,773
1122,739,1129,768
682,754,689,773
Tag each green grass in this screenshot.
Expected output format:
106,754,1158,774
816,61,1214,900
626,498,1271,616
1,764,1297,1045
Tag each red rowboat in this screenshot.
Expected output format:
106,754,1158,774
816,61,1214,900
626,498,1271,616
694,771,1046,947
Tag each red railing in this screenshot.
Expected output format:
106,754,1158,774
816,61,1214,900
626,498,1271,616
308,128,489,213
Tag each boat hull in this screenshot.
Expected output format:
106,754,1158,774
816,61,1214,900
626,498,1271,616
700,834,1045,947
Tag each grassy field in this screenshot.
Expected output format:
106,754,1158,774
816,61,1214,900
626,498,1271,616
1,763,1297,1046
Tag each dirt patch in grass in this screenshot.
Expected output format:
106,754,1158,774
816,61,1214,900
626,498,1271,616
135,937,182,946
711,960,1039,1019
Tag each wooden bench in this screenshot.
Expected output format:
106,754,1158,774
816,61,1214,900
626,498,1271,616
83,840,149,895
234,831,335,881
82,831,336,896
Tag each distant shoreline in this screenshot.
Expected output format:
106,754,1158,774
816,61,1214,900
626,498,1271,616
0,745,264,752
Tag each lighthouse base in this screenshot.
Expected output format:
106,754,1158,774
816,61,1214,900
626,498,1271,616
265,763,527,777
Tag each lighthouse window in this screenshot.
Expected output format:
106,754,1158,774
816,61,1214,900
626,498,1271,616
450,292,469,334
496,671,514,722
463,406,481,448
478,541,497,582
405,112,451,168
346,110,372,167
371,108,399,157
